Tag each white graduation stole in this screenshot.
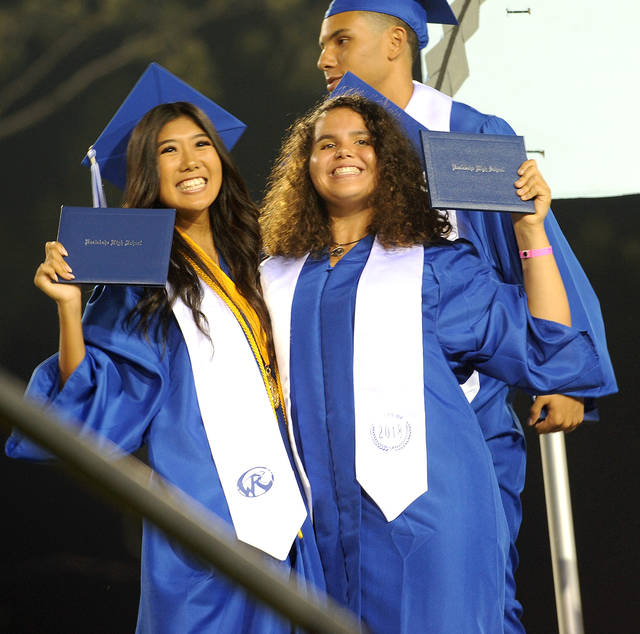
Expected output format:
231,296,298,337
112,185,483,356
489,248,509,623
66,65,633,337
171,281,307,560
261,239,428,522
258,255,312,514
353,240,427,520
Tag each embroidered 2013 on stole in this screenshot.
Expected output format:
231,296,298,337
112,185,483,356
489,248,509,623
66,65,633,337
353,241,427,521
171,240,306,560
261,239,428,522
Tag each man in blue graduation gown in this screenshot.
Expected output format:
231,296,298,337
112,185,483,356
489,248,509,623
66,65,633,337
315,1,617,630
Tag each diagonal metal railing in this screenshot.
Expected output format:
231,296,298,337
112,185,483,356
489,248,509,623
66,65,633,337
0,367,363,634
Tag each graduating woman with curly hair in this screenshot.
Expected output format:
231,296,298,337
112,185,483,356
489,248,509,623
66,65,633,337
260,94,603,633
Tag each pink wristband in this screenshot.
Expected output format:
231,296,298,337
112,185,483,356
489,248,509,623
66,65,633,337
519,246,553,259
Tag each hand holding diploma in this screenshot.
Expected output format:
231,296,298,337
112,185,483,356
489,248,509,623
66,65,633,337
512,158,552,225
34,241,79,301
34,241,85,386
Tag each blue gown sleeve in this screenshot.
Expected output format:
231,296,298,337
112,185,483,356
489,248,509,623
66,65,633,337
426,240,604,396
451,108,617,404
6,285,170,460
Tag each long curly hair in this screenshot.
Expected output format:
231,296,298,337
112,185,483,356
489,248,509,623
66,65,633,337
123,102,273,358
260,94,450,257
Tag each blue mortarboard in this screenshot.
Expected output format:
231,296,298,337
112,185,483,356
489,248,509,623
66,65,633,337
324,0,458,49
332,72,428,167
81,63,246,193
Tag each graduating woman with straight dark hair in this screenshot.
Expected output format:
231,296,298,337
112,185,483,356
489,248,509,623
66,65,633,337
7,67,324,633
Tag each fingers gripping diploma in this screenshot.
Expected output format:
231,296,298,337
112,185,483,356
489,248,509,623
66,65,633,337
34,241,80,303
512,159,552,226
529,394,586,434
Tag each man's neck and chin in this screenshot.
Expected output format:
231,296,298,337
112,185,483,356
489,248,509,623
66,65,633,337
364,65,416,110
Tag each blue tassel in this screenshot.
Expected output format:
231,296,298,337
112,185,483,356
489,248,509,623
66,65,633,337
87,146,107,208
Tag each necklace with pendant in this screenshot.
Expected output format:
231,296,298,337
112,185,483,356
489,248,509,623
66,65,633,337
330,235,368,258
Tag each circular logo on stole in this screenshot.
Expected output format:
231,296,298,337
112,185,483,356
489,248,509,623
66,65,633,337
370,413,412,452
237,466,275,498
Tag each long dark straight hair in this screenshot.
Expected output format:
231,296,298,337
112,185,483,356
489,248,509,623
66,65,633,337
124,102,274,359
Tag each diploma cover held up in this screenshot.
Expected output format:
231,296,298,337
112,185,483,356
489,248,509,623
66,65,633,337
56,205,176,286
420,130,535,214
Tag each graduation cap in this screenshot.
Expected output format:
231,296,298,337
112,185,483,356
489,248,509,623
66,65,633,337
324,0,458,49
81,62,247,198
332,71,428,167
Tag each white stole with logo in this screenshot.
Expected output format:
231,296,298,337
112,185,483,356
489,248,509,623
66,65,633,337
353,240,427,520
261,239,428,521
171,281,307,560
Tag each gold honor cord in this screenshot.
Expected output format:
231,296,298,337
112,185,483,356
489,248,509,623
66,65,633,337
174,227,285,420
174,230,300,540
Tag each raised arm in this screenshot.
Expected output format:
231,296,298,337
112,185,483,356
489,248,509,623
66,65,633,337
33,241,85,386
512,159,570,327
512,161,585,431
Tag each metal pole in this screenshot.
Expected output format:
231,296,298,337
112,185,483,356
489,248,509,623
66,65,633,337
0,368,363,634
539,432,584,634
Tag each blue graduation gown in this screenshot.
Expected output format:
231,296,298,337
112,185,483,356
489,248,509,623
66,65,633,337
448,98,618,632
287,236,603,634
6,283,325,634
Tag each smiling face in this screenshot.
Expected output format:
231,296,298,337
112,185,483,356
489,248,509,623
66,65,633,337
156,115,223,219
317,11,393,92
309,107,378,218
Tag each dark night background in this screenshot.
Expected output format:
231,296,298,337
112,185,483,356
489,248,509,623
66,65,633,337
1,1,638,631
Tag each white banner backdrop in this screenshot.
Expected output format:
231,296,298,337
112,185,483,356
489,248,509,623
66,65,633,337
424,1,640,198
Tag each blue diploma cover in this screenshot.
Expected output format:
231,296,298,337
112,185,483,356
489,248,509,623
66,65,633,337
420,130,535,214
56,206,176,285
